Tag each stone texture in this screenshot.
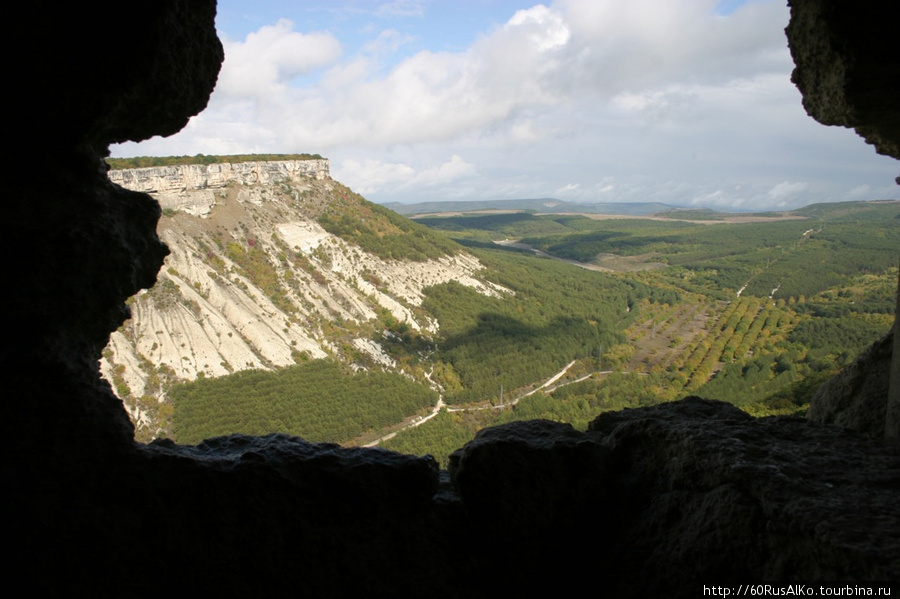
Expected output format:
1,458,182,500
450,398,900,597
807,331,893,438
108,159,331,194
4,0,224,457
9,3,222,154
786,0,900,439
887,261,900,438
127,435,461,597
786,0,900,162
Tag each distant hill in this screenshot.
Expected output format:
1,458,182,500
791,199,900,220
381,198,679,216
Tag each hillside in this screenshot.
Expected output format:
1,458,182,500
103,159,660,447
378,200,897,463
103,160,897,460
383,198,677,216
102,160,509,439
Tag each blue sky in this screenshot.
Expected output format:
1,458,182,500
112,0,900,210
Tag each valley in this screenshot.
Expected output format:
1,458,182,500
104,158,898,466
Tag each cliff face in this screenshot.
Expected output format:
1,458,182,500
109,159,330,192
102,164,504,437
786,0,900,439
786,0,900,162
6,1,900,597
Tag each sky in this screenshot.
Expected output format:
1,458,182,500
111,0,900,211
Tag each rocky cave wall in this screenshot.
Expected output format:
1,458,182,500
4,1,899,597
785,0,900,165
785,0,900,439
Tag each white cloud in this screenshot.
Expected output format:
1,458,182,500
112,0,899,210
555,183,580,196
137,2,793,151
337,158,416,195
506,5,570,52
848,185,871,198
362,29,415,56
376,0,425,18
203,0,792,151
414,155,478,187
336,155,476,196
767,181,809,200
554,0,791,94
216,20,341,98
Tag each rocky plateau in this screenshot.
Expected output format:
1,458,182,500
102,161,507,436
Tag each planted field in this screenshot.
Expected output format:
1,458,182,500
382,201,898,465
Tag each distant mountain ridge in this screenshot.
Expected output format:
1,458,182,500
382,198,680,216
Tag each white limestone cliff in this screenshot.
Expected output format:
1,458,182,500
109,159,330,192
101,161,509,438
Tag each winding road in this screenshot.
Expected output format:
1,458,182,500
363,359,579,447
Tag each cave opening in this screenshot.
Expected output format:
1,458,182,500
6,0,900,595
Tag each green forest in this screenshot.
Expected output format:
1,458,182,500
419,248,676,403
171,360,436,445
379,201,898,464
418,204,899,298
156,195,897,466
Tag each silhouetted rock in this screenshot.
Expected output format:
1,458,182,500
808,331,893,438
786,0,900,439
4,1,899,597
450,398,900,597
786,0,900,161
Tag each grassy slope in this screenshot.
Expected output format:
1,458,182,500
382,201,897,465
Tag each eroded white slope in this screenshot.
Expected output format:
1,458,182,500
101,171,509,434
